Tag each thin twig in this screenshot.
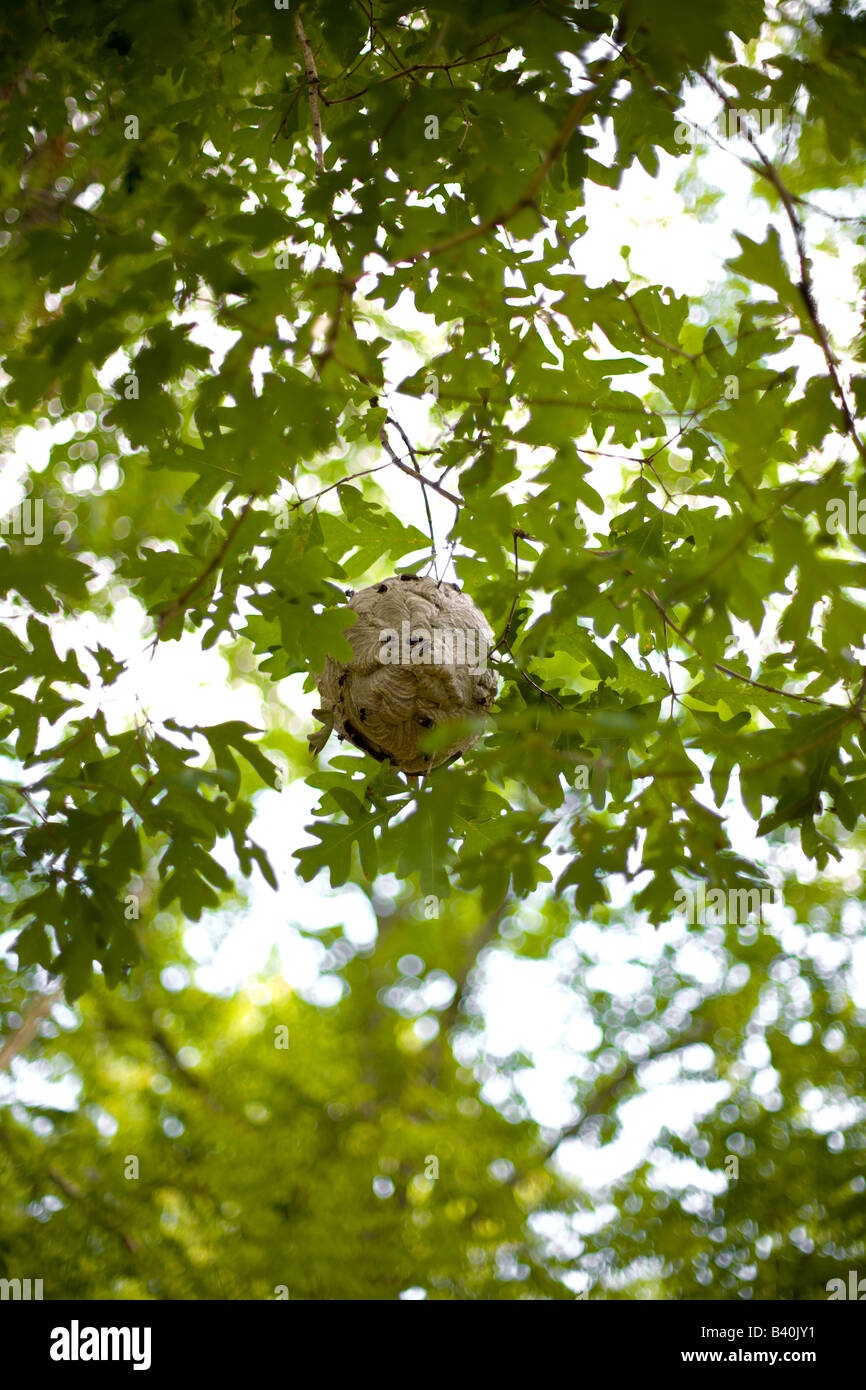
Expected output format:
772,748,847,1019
290,462,392,509
384,415,437,560
317,47,513,105
493,645,564,708
701,71,866,466
492,528,528,652
642,588,831,707
378,429,462,508
155,496,257,643
623,293,697,363
351,0,415,82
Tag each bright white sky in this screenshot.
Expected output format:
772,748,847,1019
2,30,866,1270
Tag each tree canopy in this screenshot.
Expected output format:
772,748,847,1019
1,0,865,1301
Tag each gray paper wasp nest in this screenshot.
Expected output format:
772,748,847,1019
311,575,498,773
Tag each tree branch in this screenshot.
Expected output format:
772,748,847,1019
0,990,60,1072
155,495,257,642
383,414,438,553
46,1165,142,1254
294,11,325,173
378,429,462,507
546,1020,708,1157
701,72,866,466
352,48,621,282
642,587,831,707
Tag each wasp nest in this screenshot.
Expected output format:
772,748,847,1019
310,575,498,773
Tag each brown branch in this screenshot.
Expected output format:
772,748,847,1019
602,49,866,465
47,1165,83,1201
1,781,51,824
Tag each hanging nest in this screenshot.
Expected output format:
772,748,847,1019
310,574,498,773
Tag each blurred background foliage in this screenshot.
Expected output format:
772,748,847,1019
1,864,864,1299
